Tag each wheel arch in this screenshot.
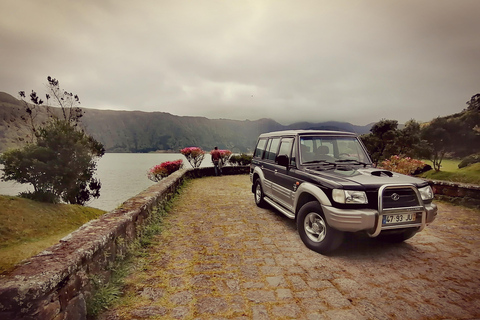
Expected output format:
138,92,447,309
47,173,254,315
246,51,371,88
251,167,265,191
294,182,332,218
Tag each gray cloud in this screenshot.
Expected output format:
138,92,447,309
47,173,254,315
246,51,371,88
1,0,479,125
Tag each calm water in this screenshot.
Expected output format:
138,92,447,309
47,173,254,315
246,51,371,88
0,153,210,212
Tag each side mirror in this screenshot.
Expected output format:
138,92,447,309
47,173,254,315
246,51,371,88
276,155,289,167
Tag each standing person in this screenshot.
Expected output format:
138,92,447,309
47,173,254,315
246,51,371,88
211,146,222,176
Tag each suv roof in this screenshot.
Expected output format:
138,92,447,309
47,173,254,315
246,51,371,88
257,130,357,138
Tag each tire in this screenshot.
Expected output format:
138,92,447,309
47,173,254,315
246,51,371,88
254,179,266,208
296,201,344,254
376,228,418,243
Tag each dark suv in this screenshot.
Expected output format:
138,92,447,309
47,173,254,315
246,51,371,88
250,130,437,254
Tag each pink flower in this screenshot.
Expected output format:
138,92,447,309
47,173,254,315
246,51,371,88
147,159,183,182
379,155,426,175
181,147,205,168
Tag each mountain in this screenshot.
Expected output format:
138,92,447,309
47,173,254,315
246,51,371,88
0,92,372,153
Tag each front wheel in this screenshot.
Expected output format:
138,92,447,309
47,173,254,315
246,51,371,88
297,201,344,254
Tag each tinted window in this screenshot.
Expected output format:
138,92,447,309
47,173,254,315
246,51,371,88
278,138,293,158
266,138,281,161
254,138,267,158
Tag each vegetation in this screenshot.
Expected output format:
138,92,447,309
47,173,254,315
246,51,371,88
229,153,253,166
419,160,480,185
0,77,105,204
362,93,480,173
86,182,184,317
0,195,104,274
458,153,480,169
147,159,184,181
379,156,427,175
180,147,205,168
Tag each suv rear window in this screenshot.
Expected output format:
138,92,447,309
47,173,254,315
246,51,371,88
254,138,268,158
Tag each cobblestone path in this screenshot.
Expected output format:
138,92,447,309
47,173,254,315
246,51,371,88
100,175,480,320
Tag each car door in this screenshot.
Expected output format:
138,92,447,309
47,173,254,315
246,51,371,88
271,137,297,211
262,137,281,198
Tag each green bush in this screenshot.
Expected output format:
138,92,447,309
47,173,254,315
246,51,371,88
19,190,58,203
229,153,252,166
458,153,480,168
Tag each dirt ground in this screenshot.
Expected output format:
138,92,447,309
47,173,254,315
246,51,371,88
99,175,480,320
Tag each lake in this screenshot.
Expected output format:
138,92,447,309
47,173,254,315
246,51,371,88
0,153,211,212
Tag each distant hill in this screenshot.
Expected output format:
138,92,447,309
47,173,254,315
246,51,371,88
0,92,372,153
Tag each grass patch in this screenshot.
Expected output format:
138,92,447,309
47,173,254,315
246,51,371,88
420,160,480,185
0,196,105,274
86,179,187,318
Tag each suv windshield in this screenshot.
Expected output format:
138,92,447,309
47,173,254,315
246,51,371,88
299,136,371,165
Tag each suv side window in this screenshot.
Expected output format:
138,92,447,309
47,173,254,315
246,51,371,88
254,138,268,158
266,138,281,161
277,137,293,159
290,139,297,166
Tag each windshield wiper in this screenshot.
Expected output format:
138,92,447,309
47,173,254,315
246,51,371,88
335,159,369,167
303,160,336,165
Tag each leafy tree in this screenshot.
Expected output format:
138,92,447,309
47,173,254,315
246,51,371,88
420,117,455,171
361,119,400,165
0,77,105,204
466,93,480,112
397,119,432,160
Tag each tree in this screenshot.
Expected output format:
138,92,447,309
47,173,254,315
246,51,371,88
421,117,455,171
396,119,430,159
0,77,105,204
466,93,480,112
361,119,400,165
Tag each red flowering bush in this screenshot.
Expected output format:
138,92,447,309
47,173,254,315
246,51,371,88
380,155,426,175
210,149,232,164
147,159,183,182
219,149,232,165
180,147,205,168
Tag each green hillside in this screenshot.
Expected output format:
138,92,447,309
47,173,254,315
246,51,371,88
0,92,371,153
0,195,105,274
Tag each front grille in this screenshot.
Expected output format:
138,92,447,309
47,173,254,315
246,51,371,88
382,187,420,209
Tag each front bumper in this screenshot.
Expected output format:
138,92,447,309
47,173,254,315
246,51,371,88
321,202,438,237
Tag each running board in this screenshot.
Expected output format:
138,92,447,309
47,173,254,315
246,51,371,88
264,197,295,219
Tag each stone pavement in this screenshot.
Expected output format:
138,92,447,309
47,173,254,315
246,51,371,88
99,175,480,320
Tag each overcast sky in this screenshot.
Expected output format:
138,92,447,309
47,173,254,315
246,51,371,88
1,0,479,125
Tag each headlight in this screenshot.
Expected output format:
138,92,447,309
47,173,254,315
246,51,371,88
418,185,434,200
332,189,368,204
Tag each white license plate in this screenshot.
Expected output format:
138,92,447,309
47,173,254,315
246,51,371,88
382,213,416,225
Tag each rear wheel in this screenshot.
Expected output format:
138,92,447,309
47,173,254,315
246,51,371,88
297,201,344,254
254,179,266,207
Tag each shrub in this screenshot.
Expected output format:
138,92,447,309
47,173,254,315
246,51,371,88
19,190,59,203
379,155,427,175
458,153,480,168
229,153,252,166
180,147,205,168
218,149,232,165
147,159,183,182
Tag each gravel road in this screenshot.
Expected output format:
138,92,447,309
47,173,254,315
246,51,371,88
100,175,480,320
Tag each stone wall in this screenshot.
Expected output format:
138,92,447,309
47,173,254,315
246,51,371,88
0,166,249,320
429,180,480,209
